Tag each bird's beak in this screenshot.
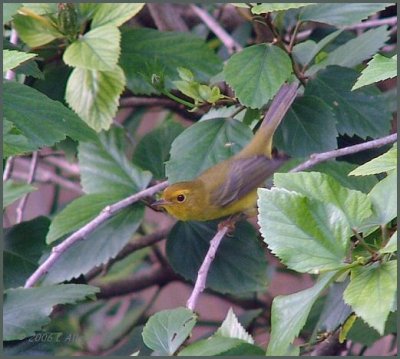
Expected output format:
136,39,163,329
152,199,172,207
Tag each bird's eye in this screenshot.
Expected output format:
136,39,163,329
177,194,186,202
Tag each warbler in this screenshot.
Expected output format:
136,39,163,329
153,83,298,221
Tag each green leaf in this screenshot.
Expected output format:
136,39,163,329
267,272,336,355
379,231,397,254
299,3,391,27
63,25,120,71
41,204,144,284
216,308,254,344
165,118,253,183
3,81,96,149
120,27,222,94
343,261,397,334
91,3,144,28
142,308,197,355
22,3,58,14
3,284,99,340
353,54,397,90
133,118,184,179
12,13,62,48
349,144,397,176
3,49,36,73
258,187,350,273
4,217,50,289
274,95,337,157
46,193,120,244
3,119,37,157
224,44,292,109
78,128,152,195
274,172,373,230
252,3,314,14
3,3,22,23
292,29,343,68
65,66,126,131
307,26,390,76
367,171,397,225
312,160,378,194
178,336,264,356
166,220,267,294
3,180,36,208
305,66,392,138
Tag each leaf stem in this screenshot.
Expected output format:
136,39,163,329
160,89,196,109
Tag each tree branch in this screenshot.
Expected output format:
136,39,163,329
15,151,39,223
186,225,229,311
24,181,168,288
96,265,178,299
290,133,397,173
3,156,15,181
191,5,242,54
345,16,397,30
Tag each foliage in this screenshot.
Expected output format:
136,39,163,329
3,3,397,356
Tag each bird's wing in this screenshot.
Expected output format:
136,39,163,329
209,155,286,207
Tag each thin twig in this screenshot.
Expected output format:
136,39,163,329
290,133,397,173
3,156,15,181
186,225,229,311
15,152,39,223
288,21,302,52
24,181,168,288
345,16,397,30
5,29,18,81
191,5,242,53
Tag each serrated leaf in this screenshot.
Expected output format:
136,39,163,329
216,308,254,344
3,180,36,208
12,13,62,47
307,26,390,76
292,29,343,68
349,144,397,176
63,25,120,71
353,54,397,90
224,44,292,109
274,172,373,230
65,66,126,131
4,284,99,340
4,217,50,289
41,204,144,284
178,336,264,356
252,3,314,14
91,3,144,28
367,171,397,225
132,118,184,179
120,27,222,94
305,66,392,138
78,128,152,195
166,118,253,183
3,81,96,149
267,272,336,355
258,187,350,273
343,261,397,334
142,308,197,355
46,193,120,244
274,95,337,157
299,3,391,27
3,119,37,157
3,49,36,73
166,220,267,294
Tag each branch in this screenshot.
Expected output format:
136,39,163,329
96,266,178,299
3,156,15,181
345,16,397,30
24,181,168,288
290,133,397,173
16,152,39,223
191,5,242,53
186,224,229,311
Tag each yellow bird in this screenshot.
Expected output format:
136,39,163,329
153,83,298,221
